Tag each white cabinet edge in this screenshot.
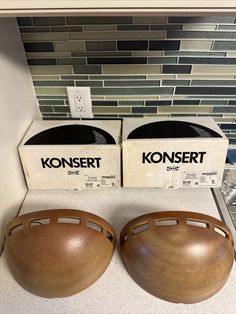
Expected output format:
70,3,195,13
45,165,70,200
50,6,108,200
0,0,236,15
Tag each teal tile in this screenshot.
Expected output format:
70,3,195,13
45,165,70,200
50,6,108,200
37,96,67,99
52,26,83,32
91,87,173,95
38,100,65,105
42,114,69,119
39,105,53,113
92,75,146,80
34,80,74,86
162,80,190,86
75,81,103,87
53,106,71,113
104,80,160,86
57,58,86,65
73,65,102,74
61,75,89,80
72,51,132,57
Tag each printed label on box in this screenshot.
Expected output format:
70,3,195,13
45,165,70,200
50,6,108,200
182,170,218,187
85,175,117,189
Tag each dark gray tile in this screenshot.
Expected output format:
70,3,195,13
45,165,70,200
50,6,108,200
72,51,132,57
92,101,118,106
91,87,173,95
132,107,157,114
220,124,236,129
201,100,227,105
34,80,74,86
167,31,236,39
73,65,102,74
119,101,144,106
146,100,172,106
104,80,160,87
24,42,54,52
168,17,235,23
76,81,103,87
52,26,83,32
150,24,182,30
17,17,33,26
148,57,177,64
28,59,57,65
173,100,200,105
39,105,53,113
149,41,180,50
118,41,148,50
91,75,146,80
57,58,86,65
86,41,116,51
192,80,236,86
176,87,236,95
53,106,70,113
165,51,226,56
163,65,191,74
20,27,51,33
61,75,89,80
180,57,236,64
88,57,147,64
162,80,190,86
213,41,236,50
228,100,236,105
212,106,236,113
33,17,65,26
66,17,132,25
117,25,149,30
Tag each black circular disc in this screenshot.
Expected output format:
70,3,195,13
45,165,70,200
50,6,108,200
25,124,116,145
127,120,221,139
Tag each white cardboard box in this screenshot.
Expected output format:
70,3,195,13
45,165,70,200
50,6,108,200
19,120,121,190
123,117,228,188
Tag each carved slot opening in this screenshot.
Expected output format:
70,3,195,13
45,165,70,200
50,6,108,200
30,218,50,227
86,220,103,232
123,233,128,242
58,217,81,225
156,219,178,226
132,223,149,235
106,231,114,242
186,220,208,228
9,224,23,236
214,226,228,239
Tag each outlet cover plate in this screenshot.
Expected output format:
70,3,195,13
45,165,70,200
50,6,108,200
67,86,93,118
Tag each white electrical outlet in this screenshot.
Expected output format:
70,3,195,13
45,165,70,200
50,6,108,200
67,87,93,118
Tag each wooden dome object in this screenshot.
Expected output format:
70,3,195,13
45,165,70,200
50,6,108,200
120,211,234,304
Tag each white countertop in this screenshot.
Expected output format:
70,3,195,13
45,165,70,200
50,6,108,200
0,188,235,314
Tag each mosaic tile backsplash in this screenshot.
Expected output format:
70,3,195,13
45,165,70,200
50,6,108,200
17,16,236,143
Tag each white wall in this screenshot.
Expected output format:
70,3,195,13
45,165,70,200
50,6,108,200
0,18,40,250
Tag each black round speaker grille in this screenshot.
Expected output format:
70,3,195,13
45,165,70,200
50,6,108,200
25,124,116,145
127,120,221,139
